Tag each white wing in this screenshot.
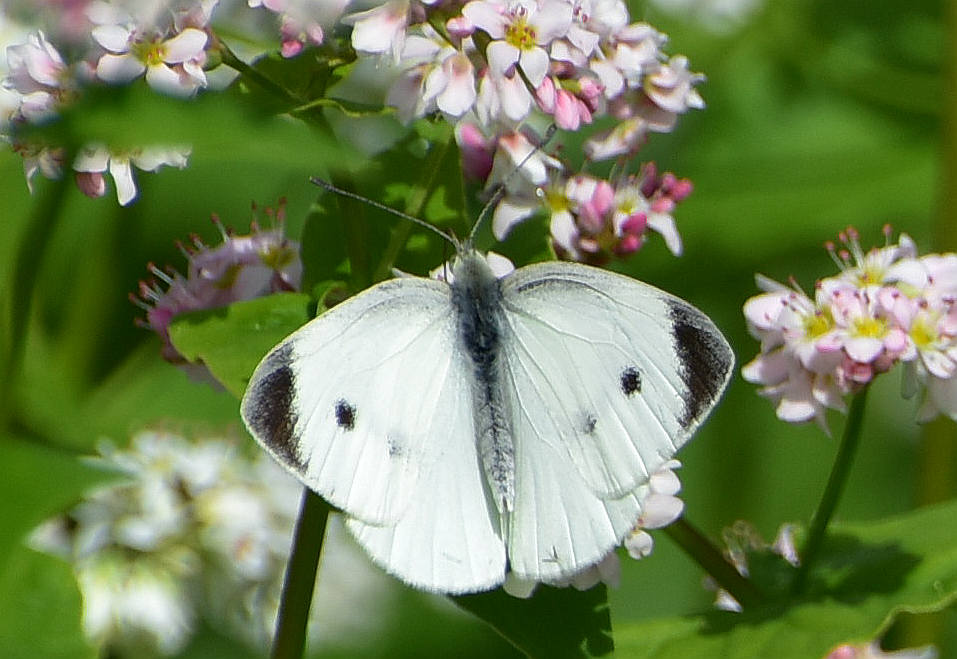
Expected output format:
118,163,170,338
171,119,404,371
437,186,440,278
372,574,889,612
498,262,733,581
241,278,506,591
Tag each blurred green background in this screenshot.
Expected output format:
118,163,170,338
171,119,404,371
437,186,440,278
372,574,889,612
1,0,954,656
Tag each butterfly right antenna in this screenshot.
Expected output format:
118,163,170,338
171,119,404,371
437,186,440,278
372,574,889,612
466,123,558,247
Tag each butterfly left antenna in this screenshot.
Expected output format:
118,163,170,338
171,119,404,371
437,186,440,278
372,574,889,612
310,177,458,248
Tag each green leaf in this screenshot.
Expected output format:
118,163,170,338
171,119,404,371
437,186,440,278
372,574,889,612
615,500,957,658
0,436,119,659
18,83,346,171
453,585,614,658
168,293,312,398
0,548,96,659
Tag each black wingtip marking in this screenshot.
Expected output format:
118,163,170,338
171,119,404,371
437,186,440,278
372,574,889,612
244,344,308,472
620,367,642,397
334,399,356,430
668,302,733,428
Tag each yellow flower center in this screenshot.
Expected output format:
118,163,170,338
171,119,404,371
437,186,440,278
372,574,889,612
803,309,832,338
505,18,537,51
133,39,167,67
852,315,886,338
909,315,938,348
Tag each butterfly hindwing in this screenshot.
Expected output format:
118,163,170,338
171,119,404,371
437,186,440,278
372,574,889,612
346,353,507,592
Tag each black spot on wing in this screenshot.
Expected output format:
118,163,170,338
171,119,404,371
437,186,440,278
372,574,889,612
668,301,733,428
387,434,403,458
580,412,598,435
620,367,642,396
334,399,356,430
244,344,308,472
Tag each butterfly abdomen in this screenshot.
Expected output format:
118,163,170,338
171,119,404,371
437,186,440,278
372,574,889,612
451,252,516,515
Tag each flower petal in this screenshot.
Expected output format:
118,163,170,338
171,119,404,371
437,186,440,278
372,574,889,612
97,53,145,84
163,28,208,63
92,24,132,52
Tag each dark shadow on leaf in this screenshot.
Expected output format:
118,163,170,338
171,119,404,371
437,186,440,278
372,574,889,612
453,584,614,658
694,533,921,636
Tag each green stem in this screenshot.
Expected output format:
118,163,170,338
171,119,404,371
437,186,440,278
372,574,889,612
271,489,330,659
218,41,300,106
0,175,71,429
791,387,869,595
664,517,764,609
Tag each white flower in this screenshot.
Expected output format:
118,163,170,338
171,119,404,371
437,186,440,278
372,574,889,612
73,143,190,206
343,0,411,62
463,0,574,86
3,31,69,122
93,24,208,96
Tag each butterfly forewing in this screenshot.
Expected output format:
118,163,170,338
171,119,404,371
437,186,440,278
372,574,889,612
499,262,733,500
243,278,461,526
497,262,733,580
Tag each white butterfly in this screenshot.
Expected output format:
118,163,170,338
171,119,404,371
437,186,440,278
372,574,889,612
241,245,733,594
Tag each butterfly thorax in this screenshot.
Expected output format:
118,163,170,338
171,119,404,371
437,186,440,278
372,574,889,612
450,251,516,516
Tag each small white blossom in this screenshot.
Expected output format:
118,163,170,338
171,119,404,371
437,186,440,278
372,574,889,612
73,143,190,205
93,24,208,96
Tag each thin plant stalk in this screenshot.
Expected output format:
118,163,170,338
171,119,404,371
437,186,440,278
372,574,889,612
271,489,330,659
664,517,764,609
791,387,869,595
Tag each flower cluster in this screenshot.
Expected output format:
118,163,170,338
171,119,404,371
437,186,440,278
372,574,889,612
347,0,703,262
743,227,957,431
29,430,392,656
4,0,701,240
132,201,302,381
247,0,350,58
1,18,202,203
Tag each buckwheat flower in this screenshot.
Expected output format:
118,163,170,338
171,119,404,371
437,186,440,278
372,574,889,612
77,555,195,656
11,140,65,191
73,143,190,206
386,26,477,121
743,276,848,429
343,0,413,62
624,460,684,560
643,54,705,116
93,23,208,96
583,116,648,160
743,228,957,429
824,641,938,659
3,30,71,122
596,21,667,97
485,129,562,239
825,284,908,372
29,429,394,655
705,522,799,613
133,204,302,379
463,0,574,88
456,121,495,181
828,226,926,291
548,170,687,264
250,0,346,57
475,63,535,123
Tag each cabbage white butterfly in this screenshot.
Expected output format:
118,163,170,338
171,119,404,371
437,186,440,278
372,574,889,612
241,197,733,594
